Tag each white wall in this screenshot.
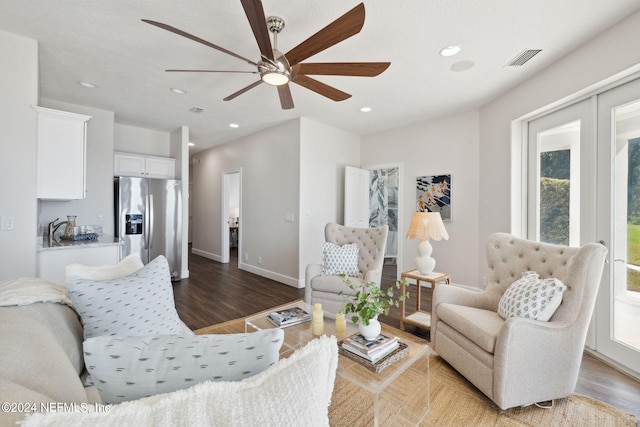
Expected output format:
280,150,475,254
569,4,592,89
299,117,361,281
479,9,640,282
362,110,480,286
114,123,170,157
191,119,301,286
38,99,115,237
0,30,38,280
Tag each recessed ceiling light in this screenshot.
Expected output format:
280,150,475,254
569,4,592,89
188,142,195,147
450,60,475,72
78,81,97,88
439,45,461,57
360,107,372,113
229,123,239,128
170,88,187,94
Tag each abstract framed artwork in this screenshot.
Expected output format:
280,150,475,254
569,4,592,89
416,174,452,221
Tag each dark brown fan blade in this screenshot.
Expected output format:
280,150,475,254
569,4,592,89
166,69,259,74
142,19,257,66
277,84,294,110
291,75,351,102
285,3,365,66
240,0,274,61
223,80,263,101
296,62,390,77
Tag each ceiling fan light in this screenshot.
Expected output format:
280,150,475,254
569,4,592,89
261,71,290,86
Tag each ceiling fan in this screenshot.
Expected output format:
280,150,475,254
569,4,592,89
142,1,390,110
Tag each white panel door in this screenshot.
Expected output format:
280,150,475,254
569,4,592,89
344,166,370,227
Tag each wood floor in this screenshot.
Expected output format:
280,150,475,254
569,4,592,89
174,249,640,423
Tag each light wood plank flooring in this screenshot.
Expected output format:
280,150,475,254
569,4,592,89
173,250,640,423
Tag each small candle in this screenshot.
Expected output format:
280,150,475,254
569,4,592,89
312,303,324,336
335,313,346,339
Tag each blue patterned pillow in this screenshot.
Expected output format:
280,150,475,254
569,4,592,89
83,329,284,403
321,242,361,277
67,255,183,339
498,271,566,321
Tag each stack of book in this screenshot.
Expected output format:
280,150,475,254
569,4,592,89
267,307,311,328
341,332,399,363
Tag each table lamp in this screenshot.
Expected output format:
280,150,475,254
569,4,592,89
406,211,449,275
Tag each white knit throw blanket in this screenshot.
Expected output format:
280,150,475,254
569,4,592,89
0,277,72,307
21,335,339,427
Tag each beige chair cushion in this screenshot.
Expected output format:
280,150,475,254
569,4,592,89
437,303,504,353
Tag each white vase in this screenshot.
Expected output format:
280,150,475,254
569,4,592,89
359,316,381,341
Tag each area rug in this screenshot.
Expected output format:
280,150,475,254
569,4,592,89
196,311,636,427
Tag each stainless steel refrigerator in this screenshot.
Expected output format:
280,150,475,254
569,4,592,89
114,176,183,280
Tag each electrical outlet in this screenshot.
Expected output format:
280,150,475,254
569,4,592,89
244,252,249,261
284,212,294,222
258,256,262,265
97,213,104,223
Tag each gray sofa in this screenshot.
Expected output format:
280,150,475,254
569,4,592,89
0,302,92,425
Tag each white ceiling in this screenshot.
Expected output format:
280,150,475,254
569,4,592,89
1,1,639,154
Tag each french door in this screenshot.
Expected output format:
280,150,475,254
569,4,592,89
595,78,640,374
527,78,640,376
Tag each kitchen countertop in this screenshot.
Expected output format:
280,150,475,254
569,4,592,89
38,235,122,252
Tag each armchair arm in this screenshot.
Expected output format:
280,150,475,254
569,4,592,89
493,317,582,409
304,263,323,305
431,285,491,348
363,269,382,287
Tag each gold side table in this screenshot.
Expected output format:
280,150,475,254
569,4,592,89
400,270,451,331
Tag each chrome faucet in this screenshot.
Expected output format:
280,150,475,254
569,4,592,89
47,218,69,241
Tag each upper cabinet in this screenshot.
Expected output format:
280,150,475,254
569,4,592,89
114,152,175,179
34,106,91,200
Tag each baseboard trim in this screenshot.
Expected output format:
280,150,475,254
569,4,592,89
239,262,303,289
191,248,222,263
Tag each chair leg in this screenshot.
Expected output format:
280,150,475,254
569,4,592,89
534,400,554,409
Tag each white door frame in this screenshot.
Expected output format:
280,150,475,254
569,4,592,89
221,168,242,264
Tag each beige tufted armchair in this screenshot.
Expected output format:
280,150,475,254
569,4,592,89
431,232,607,410
305,223,388,318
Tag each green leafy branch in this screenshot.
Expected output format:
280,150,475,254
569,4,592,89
338,275,408,326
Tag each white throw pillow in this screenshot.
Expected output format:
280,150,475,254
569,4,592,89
65,252,144,282
321,242,361,277
498,271,566,321
21,336,339,427
66,255,183,339
84,329,285,403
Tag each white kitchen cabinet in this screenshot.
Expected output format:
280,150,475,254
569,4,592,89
114,152,175,179
34,106,92,200
37,243,120,285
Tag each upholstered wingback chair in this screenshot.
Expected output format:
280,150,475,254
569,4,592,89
305,223,388,318
432,233,607,410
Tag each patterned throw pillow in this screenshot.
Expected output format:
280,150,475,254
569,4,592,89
498,271,566,321
83,329,284,404
321,242,361,277
66,255,183,339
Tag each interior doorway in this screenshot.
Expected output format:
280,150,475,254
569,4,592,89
344,163,403,272
221,169,241,265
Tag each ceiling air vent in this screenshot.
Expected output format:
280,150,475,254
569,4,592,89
189,107,205,113
505,49,542,67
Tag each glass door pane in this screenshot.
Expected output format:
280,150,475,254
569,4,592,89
527,99,593,248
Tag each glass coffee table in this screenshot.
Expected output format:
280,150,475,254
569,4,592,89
246,301,430,427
